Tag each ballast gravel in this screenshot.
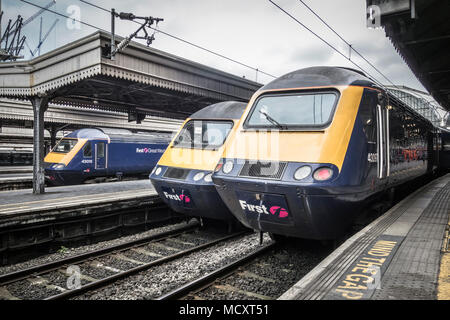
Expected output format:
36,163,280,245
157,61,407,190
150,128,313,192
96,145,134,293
76,233,273,300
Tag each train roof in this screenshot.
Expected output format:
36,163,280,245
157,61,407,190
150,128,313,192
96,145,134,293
66,128,108,139
189,101,248,120
260,66,378,91
65,128,171,143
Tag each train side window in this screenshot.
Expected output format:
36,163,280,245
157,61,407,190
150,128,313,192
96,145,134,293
97,143,105,158
83,142,92,157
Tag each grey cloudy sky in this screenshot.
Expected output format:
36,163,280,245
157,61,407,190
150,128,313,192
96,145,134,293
3,0,426,91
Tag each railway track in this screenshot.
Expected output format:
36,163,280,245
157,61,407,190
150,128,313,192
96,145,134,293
157,239,331,300
0,221,247,300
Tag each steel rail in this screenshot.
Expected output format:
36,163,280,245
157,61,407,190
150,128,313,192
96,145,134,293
45,230,249,300
0,221,200,286
156,241,277,300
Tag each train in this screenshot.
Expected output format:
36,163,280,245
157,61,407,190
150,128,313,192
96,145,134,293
211,66,446,240
440,128,450,171
0,147,33,166
149,101,247,222
44,128,171,185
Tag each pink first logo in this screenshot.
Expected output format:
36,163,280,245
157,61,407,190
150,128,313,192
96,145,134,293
269,206,289,218
238,200,289,218
179,194,191,203
163,191,191,204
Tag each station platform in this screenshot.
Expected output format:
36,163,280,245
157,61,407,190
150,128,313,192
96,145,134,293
0,180,159,228
280,174,450,300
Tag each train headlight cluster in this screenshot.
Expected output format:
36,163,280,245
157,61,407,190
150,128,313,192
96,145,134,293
154,167,162,176
192,171,213,182
52,164,65,170
313,167,333,181
223,161,234,174
204,173,213,182
294,166,312,180
193,172,205,181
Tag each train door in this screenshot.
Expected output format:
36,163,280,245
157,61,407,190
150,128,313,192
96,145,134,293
376,94,390,181
95,141,107,170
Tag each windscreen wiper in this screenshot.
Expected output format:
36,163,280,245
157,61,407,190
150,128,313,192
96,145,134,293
259,110,286,130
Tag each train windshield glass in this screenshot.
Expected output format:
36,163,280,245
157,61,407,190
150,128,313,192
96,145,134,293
173,120,234,149
245,92,338,129
53,139,78,154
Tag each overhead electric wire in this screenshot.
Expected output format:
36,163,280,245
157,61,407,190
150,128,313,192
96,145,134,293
296,0,398,88
77,0,277,80
268,0,386,88
19,0,109,33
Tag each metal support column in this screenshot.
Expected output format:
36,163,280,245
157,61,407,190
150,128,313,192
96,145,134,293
50,124,57,149
31,95,48,194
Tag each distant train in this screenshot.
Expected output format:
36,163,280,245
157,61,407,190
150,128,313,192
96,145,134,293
45,128,171,185
440,128,450,171
212,66,447,240
149,101,247,222
0,148,33,166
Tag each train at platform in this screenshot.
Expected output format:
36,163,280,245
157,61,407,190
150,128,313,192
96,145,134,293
211,66,448,240
44,128,170,185
440,128,450,172
149,101,247,223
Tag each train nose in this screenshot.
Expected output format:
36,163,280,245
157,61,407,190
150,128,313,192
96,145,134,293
150,166,235,221
212,159,353,240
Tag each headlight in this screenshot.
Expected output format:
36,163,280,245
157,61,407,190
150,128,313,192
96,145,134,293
313,167,333,181
193,172,205,181
53,164,65,169
155,167,162,176
204,173,213,182
294,166,311,180
223,161,234,174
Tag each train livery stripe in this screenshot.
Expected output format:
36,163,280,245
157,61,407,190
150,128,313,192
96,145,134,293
44,139,88,166
222,85,364,171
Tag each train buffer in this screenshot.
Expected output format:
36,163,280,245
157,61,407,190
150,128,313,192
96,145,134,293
280,173,450,300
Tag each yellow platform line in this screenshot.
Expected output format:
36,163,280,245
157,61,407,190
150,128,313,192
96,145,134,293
0,190,154,214
438,220,449,300
0,189,152,209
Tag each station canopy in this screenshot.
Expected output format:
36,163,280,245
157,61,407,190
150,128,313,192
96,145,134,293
0,31,262,119
368,0,450,115
386,86,447,127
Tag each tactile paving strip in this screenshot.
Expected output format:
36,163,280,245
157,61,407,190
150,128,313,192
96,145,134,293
371,182,450,300
292,185,433,300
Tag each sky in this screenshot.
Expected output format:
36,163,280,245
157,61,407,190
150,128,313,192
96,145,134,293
1,0,427,92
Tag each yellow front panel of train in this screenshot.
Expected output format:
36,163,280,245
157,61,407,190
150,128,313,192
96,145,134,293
222,86,364,172
44,139,87,166
158,147,221,171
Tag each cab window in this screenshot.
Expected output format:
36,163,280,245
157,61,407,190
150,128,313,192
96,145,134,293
54,139,77,154
245,91,338,130
172,120,234,150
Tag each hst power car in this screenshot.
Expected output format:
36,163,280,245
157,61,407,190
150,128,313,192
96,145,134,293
45,128,170,185
212,66,440,240
149,101,247,222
